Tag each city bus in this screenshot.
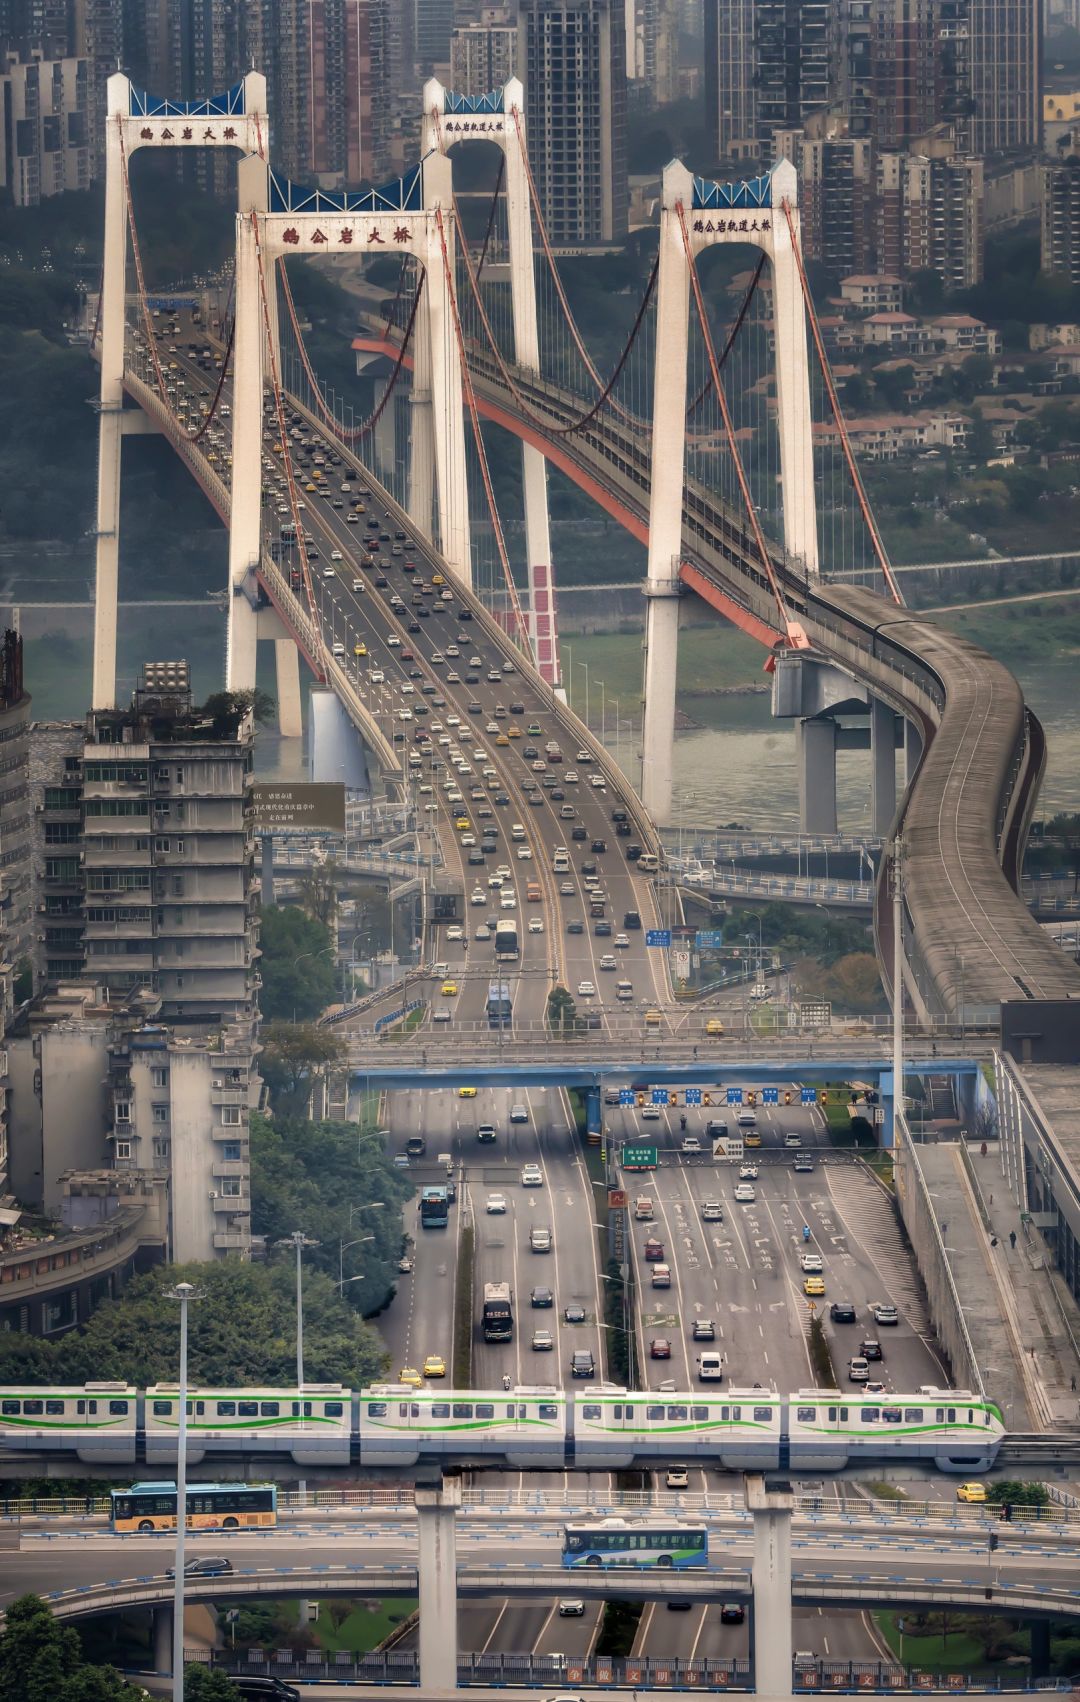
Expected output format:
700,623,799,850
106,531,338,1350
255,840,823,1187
562,1519,708,1569
486,981,513,1028
110,1481,278,1533
419,1185,450,1228
494,919,519,959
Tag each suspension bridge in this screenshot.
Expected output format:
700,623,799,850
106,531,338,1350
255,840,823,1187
87,69,1080,1027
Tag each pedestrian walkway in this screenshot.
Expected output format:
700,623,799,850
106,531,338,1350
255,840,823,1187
920,1142,1080,1430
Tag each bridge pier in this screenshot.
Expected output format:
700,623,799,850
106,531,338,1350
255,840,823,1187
152,1602,173,1675
797,716,837,836
871,696,898,837
746,1474,794,1696
227,153,268,695
408,288,435,540
417,1477,460,1691
274,639,303,738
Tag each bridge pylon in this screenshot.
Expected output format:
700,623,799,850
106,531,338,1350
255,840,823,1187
91,71,269,710
641,157,818,822
423,77,562,693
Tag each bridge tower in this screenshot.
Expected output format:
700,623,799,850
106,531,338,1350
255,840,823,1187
422,79,562,693
642,158,817,823
91,71,269,712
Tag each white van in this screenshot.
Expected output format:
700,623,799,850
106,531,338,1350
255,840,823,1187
697,1351,724,1381
552,849,570,873
510,823,526,842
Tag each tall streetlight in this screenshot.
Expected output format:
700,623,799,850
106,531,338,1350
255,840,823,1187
277,1231,320,1388
165,1280,202,1702
338,1233,375,1290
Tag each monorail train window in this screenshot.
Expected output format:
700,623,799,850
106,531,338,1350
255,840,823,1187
827,1407,849,1422
326,1401,344,1417
476,1403,494,1418
366,1402,387,1417
46,1400,64,1415
691,1407,709,1421
76,1400,99,1414
539,1404,557,1419
453,1403,473,1419
398,1404,409,1417
194,1402,205,1415
983,1410,990,1426
666,1406,688,1421
1,1400,19,1415
432,1404,450,1418
882,1407,902,1424
22,1400,43,1415
582,1404,601,1419
154,1400,172,1416
797,1407,816,1422
647,1405,664,1421
862,1407,880,1422
731,1407,741,1420
753,1406,772,1423
238,1400,258,1417
935,1408,945,1422
905,1408,924,1423
260,1402,279,1417
216,1401,235,1416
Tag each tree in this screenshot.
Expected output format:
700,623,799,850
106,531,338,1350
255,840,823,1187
200,688,275,733
258,907,337,1021
183,1668,244,1701
259,1020,347,1114
0,1594,140,1702
546,985,580,1033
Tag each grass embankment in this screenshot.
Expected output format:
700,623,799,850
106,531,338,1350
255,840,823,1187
808,1317,838,1389
452,1223,474,1388
383,1003,427,1041
582,1139,639,1388
275,1595,417,1653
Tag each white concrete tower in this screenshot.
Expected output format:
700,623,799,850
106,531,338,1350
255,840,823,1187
227,153,268,693
90,72,268,709
769,158,818,578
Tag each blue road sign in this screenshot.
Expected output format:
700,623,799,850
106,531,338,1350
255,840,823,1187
652,1088,668,1105
762,1088,778,1105
801,1087,817,1104
685,1088,702,1106
696,929,723,948
619,1088,635,1106
727,1087,743,1104
646,929,672,947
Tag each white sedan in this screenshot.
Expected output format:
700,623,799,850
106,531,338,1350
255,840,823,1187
485,1194,508,1214
734,1183,756,1204
446,925,464,942
577,980,596,998
739,1164,759,1181
516,846,533,860
470,890,487,906
528,917,544,934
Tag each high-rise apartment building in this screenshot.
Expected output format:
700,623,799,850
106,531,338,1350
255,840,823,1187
704,0,831,162
270,0,391,184
967,0,1040,155
1041,150,1080,285
703,0,755,161
518,0,628,246
0,48,89,203
451,7,517,94
871,0,941,147
877,147,983,287
777,125,874,275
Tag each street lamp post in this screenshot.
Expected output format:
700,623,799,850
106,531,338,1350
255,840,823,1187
277,1232,320,1389
338,1234,375,1289
165,1280,202,1702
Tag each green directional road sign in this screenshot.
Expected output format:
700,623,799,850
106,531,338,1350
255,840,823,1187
621,1145,658,1169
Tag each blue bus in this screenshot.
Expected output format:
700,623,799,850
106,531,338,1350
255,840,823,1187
486,981,513,1028
562,1520,708,1569
419,1185,449,1228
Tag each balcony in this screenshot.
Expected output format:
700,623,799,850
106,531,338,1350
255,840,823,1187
211,1193,250,1214
213,1229,250,1251
212,1160,248,1181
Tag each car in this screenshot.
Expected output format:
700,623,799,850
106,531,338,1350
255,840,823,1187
830,1300,857,1323
510,1103,529,1124
692,1319,716,1340
557,1599,586,1617
517,845,533,860
470,890,487,907
577,980,596,997
567,919,583,934
705,1018,725,1036
446,925,463,941
956,1482,987,1503
861,1338,883,1361
870,1301,900,1325
739,1164,759,1181
720,1603,746,1625
784,1133,802,1148
521,1164,543,1187
794,1156,815,1173
485,1194,507,1213
570,1349,596,1378
701,1202,724,1222
734,1183,756,1203
614,933,629,948
665,1464,689,1488
531,1287,553,1308
474,925,491,941
229,1681,301,1702
804,1275,826,1297
599,954,616,971
458,1085,477,1099
440,980,458,996
397,1366,424,1389
864,1380,887,1396
532,1329,555,1351
682,1136,702,1155
166,1555,233,1577
422,1355,447,1378
564,1303,587,1323
528,916,544,933
848,1356,870,1382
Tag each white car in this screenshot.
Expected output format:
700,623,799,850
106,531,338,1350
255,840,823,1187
528,917,544,934
499,893,516,910
590,775,606,789
734,1183,756,1203
470,890,487,906
739,1164,759,1180
577,980,596,997
701,1201,724,1222
521,1164,543,1187
516,846,533,860
370,669,384,683
599,954,616,970
387,635,401,647
800,1252,823,1273
331,549,343,561
614,933,630,948
486,1194,508,1214
564,771,579,783
446,925,464,942
488,874,504,889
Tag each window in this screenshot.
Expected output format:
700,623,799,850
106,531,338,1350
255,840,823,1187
221,1143,241,1162
172,876,184,896
114,1102,130,1122
904,1408,923,1423
44,788,80,810
237,1400,258,1417
86,799,149,817
115,1141,132,1159
109,1400,129,1415
583,1404,600,1419
452,1403,473,1418
475,1403,494,1418
216,1401,235,1417
325,1401,344,1418
175,839,184,855
753,1406,773,1423
797,1406,817,1423
152,1104,169,1124
45,823,81,843
221,1178,241,1197
45,857,79,881
691,1406,708,1420
260,1401,279,1417
152,1139,170,1160
155,838,170,853
221,1106,241,1125
366,1403,387,1417
151,1067,168,1089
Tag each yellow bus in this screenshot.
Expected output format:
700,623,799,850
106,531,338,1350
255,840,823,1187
110,1481,277,1533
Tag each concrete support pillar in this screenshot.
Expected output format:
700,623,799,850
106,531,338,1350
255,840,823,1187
92,74,132,711
797,716,837,835
152,1602,173,1674
275,639,303,738
227,154,268,695
416,1478,460,1692
260,833,275,908
641,160,694,825
420,157,471,587
746,1475,794,1696
870,695,897,838
1030,1620,1051,1678
586,1085,602,1141
407,285,435,539
769,162,819,577
904,718,924,791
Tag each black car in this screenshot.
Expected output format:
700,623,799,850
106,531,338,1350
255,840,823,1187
580,860,597,876
591,839,608,853
457,606,473,619
231,1682,301,1702
531,1287,554,1308
468,850,485,865
626,843,642,861
571,1349,596,1378
623,910,642,929
494,792,510,805
585,1010,601,1028
571,825,588,841
830,1301,857,1323
861,1338,883,1360
594,921,612,937
550,787,565,800
564,1303,587,1323
167,1555,233,1578
409,667,423,679
465,671,479,682
408,622,422,634
615,820,632,836
567,919,584,934
720,1603,746,1625
523,746,539,759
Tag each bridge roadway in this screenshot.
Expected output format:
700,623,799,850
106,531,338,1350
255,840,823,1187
8,1507,1080,1625
354,326,1080,1021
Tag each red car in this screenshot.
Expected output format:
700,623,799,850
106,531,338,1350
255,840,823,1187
649,1337,671,1359
644,1238,665,1261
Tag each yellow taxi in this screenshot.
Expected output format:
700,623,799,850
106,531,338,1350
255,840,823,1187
506,725,522,738
495,734,510,746
440,980,458,997
432,573,446,586
305,482,317,492
804,1275,826,1297
705,1018,725,1036
956,1482,987,1503
353,502,366,513
354,642,367,657
458,1085,477,1099
454,816,471,831
644,1009,663,1028
397,1367,423,1389
423,1354,447,1379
